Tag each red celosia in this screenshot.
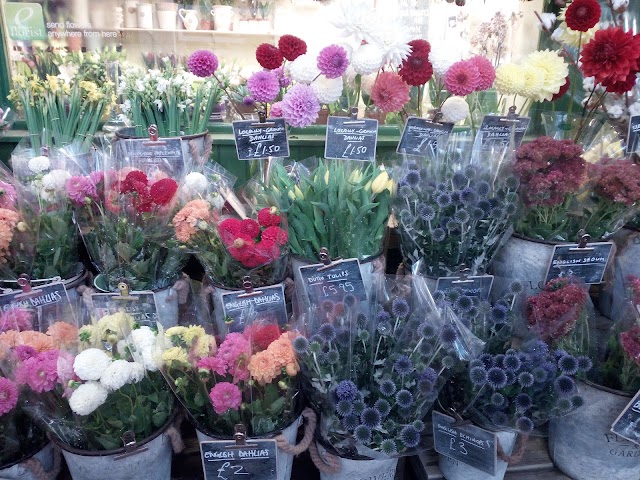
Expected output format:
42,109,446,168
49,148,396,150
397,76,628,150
526,278,589,342
592,157,640,206
515,137,587,207
620,325,640,367
278,35,307,61
399,39,433,87
565,0,601,32
257,207,282,227
240,218,261,239
551,76,571,100
256,43,283,70
580,27,640,86
370,72,410,113
149,178,178,206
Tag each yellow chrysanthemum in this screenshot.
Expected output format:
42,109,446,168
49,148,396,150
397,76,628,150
165,326,188,339
183,325,206,345
193,334,217,359
552,21,598,48
161,346,190,366
97,312,135,341
517,64,546,99
79,325,98,344
522,50,569,102
494,64,526,96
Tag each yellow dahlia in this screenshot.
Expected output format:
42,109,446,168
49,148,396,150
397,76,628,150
522,50,569,102
495,64,525,96
552,21,598,48
517,64,546,99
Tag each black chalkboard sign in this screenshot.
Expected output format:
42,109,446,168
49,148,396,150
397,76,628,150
298,259,367,307
200,439,277,480
478,115,530,150
436,275,494,301
221,285,288,332
91,292,159,328
397,117,454,156
432,411,498,476
232,118,289,160
545,242,613,285
611,389,640,447
627,115,640,154
324,116,378,162
119,137,185,176
0,282,71,332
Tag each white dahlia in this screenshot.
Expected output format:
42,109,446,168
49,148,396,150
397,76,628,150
27,156,50,174
69,382,109,416
312,76,344,104
441,96,470,124
288,54,320,85
351,44,385,76
73,348,112,381
100,359,133,391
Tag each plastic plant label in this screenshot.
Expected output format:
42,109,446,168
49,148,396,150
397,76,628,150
325,116,378,162
397,117,454,156
478,115,530,149
91,291,159,328
627,115,640,154
232,118,289,160
611,389,640,447
298,259,367,307
433,411,498,476
436,275,494,301
0,282,71,331
200,439,277,480
545,242,613,285
119,137,185,177
221,284,288,332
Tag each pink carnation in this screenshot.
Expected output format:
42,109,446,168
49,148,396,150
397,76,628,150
0,377,18,415
197,356,227,376
15,350,59,393
209,382,242,414
66,176,98,205
468,56,496,91
444,60,481,96
0,308,33,332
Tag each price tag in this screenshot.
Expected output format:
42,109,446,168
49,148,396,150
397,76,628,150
436,275,494,301
397,117,454,156
200,439,277,480
324,116,378,162
118,137,185,176
0,282,71,332
91,291,159,328
298,259,367,307
626,115,640,154
432,411,498,476
221,284,288,331
545,242,613,285
478,115,530,149
232,118,289,160
611,389,640,447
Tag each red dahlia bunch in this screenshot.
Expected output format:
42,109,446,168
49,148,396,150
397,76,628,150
399,39,433,86
278,35,307,62
113,170,178,214
565,0,601,33
256,35,307,70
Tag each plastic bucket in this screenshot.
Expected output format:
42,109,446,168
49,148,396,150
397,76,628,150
0,442,56,480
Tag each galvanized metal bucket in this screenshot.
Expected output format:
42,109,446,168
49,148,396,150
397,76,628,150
0,442,56,480
315,443,398,480
548,381,639,480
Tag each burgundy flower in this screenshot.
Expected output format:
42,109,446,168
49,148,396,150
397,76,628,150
370,72,410,113
120,171,148,195
565,0,601,33
256,43,283,70
187,50,219,77
620,325,640,367
551,76,571,100
278,35,307,61
592,157,640,205
399,39,433,86
149,178,178,206
602,72,638,94
580,27,640,85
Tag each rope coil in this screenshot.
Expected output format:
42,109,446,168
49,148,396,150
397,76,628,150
308,441,341,474
274,407,316,456
497,433,529,465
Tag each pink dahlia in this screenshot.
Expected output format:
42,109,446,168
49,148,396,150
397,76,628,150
14,345,37,361
66,176,98,206
270,102,283,117
0,181,16,209
444,60,481,96
370,72,410,114
0,377,18,415
247,70,281,103
15,351,59,393
0,308,33,332
317,45,349,79
187,50,219,78
209,382,242,414
280,84,320,127
468,56,496,91
197,356,227,376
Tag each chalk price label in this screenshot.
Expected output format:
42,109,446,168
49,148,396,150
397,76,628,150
200,439,277,480
232,118,290,160
220,284,288,330
91,291,159,328
298,259,367,307
397,117,454,156
478,115,530,149
435,275,494,301
325,116,378,162
611,389,640,447
627,115,640,154
545,242,613,285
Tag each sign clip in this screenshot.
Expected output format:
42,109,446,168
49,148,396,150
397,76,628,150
569,230,595,252
317,247,342,271
114,431,149,460
17,274,31,294
237,276,263,298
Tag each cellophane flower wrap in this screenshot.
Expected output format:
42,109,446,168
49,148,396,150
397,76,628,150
0,307,174,451
250,158,393,261
293,273,483,456
8,145,84,281
158,313,301,437
395,130,520,277
173,166,289,289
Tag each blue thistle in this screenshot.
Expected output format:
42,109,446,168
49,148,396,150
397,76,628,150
491,412,509,427
556,397,573,413
509,281,524,294
375,399,391,417
571,395,585,409
516,416,534,433
394,355,414,375
505,203,518,216
515,393,532,412
446,219,459,231
361,407,382,429
490,306,508,325
477,181,490,197
455,295,474,313
418,204,436,221
487,367,508,389
399,425,421,449
353,401,366,416
343,294,357,308
420,341,435,357
292,336,309,355
407,162,420,171
336,400,353,417
432,228,446,242
490,207,505,220
461,187,478,205
392,298,410,318
503,354,521,371
441,355,455,369
479,353,494,369
376,310,391,323
395,389,414,409
318,323,336,343
380,439,397,455
342,414,359,431
419,368,438,385
336,380,359,402
505,175,519,190
377,321,392,336
326,350,340,364
554,375,576,396
435,192,452,208
464,165,477,178
454,208,470,224
398,185,413,199
419,323,437,339
440,324,458,345
380,380,397,397
354,425,372,444
558,355,579,375
518,372,535,388
321,300,334,313
491,392,506,407
471,207,485,220
405,170,421,187
576,355,593,372
413,420,426,432
452,172,469,189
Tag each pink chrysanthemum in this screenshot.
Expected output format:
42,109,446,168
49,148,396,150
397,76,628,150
317,45,349,79
66,176,98,206
246,70,281,103
187,50,219,78
280,84,320,127
468,56,496,91
444,60,481,96
0,377,18,415
0,181,17,210
370,72,410,114
209,382,242,414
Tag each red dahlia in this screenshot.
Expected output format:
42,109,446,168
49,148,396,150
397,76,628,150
551,76,571,100
149,178,178,206
120,170,148,194
278,35,307,61
257,207,282,227
565,0,601,33
247,323,281,351
219,218,243,244
228,235,255,263
602,72,638,94
256,43,284,70
399,39,433,86
580,27,640,85
240,218,261,238
261,226,288,246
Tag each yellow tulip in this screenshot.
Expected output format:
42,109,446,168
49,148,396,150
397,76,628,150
364,180,372,192
371,171,391,194
324,170,330,185
294,185,304,200
288,190,296,201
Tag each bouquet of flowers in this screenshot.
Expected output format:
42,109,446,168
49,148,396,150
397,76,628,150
293,273,483,456
159,318,301,437
395,131,520,277
250,158,393,261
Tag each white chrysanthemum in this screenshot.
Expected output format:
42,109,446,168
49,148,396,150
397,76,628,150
429,44,460,77
311,76,344,104
141,345,159,372
69,382,109,416
360,74,376,96
207,192,225,210
351,44,385,75
537,13,556,31
288,54,320,85
130,326,156,350
441,96,470,124
100,359,132,391
331,0,378,43
129,363,146,383
27,156,50,174
184,172,208,193
365,18,412,68
74,348,112,381
41,169,71,192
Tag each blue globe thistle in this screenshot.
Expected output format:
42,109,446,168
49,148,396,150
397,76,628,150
522,340,549,357
292,336,309,355
509,281,524,294
471,207,485,220
413,420,426,432
503,354,521,372
441,355,455,369
359,330,370,343
450,191,462,204
418,204,436,222
576,355,593,372
321,300,334,313
377,321,392,336
343,294,357,309
392,298,410,319
516,416,534,433
479,353,494,369
505,370,516,386
342,414,359,431
487,367,508,389
420,367,438,385
452,172,469,189
394,355,414,375
398,185,414,199
556,397,573,413
405,170,421,187
318,352,330,366
518,372,535,388
505,203,518,216
375,399,391,417
418,378,435,393
336,329,351,346
491,392,506,407
464,165,478,178
395,389,414,409
380,439,397,455
399,425,421,449
380,380,397,397
375,309,390,323
470,359,485,369
399,209,414,225
467,306,479,319
504,191,518,203
490,207,505,220
419,323,437,339
361,407,382,429
353,401,366,416
515,393,533,412
407,162,420,171
432,291,445,303
326,350,340,364
461,187,478,205
336,400,353,417
478,199,492,213
455,295,475,313
555,375,576,396
420,341,435,356
336,380,359,402
490,306,508,325
432,228,446,242
446,219,459,231
491,411,509,427
440,324,458,345
558,355,579,375
477,181,490,197
309,340,322,354
319,323,336,343
571,395,585,409
505,175,519,190
494,354,505,369
435,182,447,192
354,425,372,444
435,192,452,208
